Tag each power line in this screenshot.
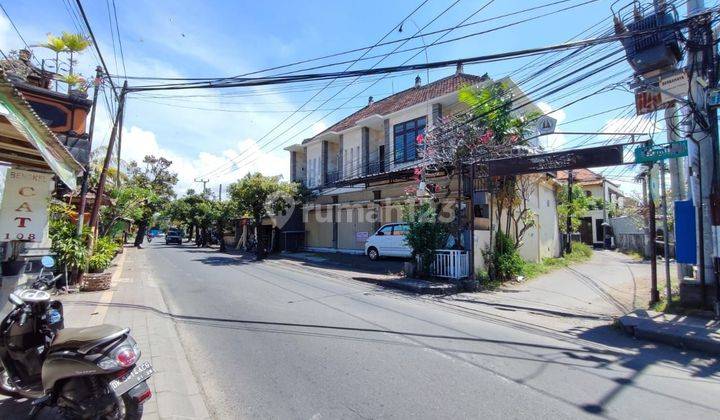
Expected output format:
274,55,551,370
105,0,597,83
0,3,41,66
74,0,120,101
203,0,488,179
199,0,446,179
111,0,127,79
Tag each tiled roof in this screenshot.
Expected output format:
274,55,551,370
317,72,489,136
556,168,604,183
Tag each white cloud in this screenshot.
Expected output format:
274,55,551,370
121,126,288,194
602,116,660,135
311,121,327,135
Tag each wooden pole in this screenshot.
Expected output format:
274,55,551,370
88,81,127,241
76,66,103,236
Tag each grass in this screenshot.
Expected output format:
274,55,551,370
520,242,594,280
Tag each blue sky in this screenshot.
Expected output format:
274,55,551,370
0,0,697,194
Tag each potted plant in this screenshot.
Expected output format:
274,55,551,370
80,236,117,291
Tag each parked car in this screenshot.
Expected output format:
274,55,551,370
165,229,183,245
364,223,412,261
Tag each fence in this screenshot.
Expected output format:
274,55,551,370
418,250,469,280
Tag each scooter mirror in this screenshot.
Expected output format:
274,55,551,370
41,256,55,268
8,293,23,306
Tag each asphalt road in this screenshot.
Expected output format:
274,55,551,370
140,241,720,419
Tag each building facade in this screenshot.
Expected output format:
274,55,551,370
285,68,561,266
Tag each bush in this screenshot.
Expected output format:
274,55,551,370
402,202,447,275
491,230,524,281
87,236,118,273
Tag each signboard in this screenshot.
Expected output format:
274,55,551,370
709,88,720,107
635,89,671,115
355,231,369,243
535,115,557,136
659,71,688,104
0,169,53,242
487,144,625,177
634,140,687,163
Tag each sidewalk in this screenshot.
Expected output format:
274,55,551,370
617,309,720,355
0,247,211,419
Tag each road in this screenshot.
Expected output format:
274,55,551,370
139,241,720,419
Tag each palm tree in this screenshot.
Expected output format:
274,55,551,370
42,34,65,91
60,32,91,76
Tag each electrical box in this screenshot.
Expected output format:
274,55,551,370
621,12,682,75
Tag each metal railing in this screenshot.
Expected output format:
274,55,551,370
418,250,469,280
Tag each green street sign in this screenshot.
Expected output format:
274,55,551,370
634,140,687,163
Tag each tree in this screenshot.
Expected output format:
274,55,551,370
125,155,178,247
420,82,538,249
402,201,446,275
60,32,91,76
557,184,591,234
228,173,299,259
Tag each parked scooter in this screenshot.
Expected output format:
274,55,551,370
28,256,64,293
0,257,154,418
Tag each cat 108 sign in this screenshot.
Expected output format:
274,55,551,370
0,168,54,242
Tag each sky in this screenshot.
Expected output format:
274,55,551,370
0,0,705,196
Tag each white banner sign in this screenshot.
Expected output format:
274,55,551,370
659,72,688,104
0,169,53,242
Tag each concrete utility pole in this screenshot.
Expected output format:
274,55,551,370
664,104,687,283
687,0,715,309
648,165,660,304
195,178,209,195
218,184,222,201
660,162,672,302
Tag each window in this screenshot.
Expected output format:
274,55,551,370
356,146,361,173
378,225,393,235
349,148,354,176
392,224,409,236
393,116,426,163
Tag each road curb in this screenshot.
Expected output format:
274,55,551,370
618,314,720,356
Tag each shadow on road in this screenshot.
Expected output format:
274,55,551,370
0,396,33,418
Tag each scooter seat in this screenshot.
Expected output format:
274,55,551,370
51,324,128,353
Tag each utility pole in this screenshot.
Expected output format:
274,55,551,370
218,184,222,201
195,178,209,195
76,66,102,236
116,95,125,188
88,81,128,241
686,0,714,310
648,164,660,304
565,169,573,254
665,104,687,283
660,162,672,302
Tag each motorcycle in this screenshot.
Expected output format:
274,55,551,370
29,256,64,293
0,257,154,419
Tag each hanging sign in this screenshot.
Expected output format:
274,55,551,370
659,71,688,104
487,144,624,176
634,140,687,163
535,115,557,136
635,89,671,115
0,168,53,242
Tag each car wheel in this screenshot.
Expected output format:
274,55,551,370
367,247,379,261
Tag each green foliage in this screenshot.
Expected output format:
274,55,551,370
87,236,118,273
42,34,66,53
228,173,300,223
557,184,591,233
401,202,446,274
520,242,593,280
491,230,524,281
48,203,88,271
60,32,91,53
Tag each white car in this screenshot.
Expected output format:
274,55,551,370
364,223,413,261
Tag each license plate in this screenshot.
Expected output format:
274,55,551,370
109,361,154,396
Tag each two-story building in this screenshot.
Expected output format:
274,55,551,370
284,67,562,268
557,168,625,247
